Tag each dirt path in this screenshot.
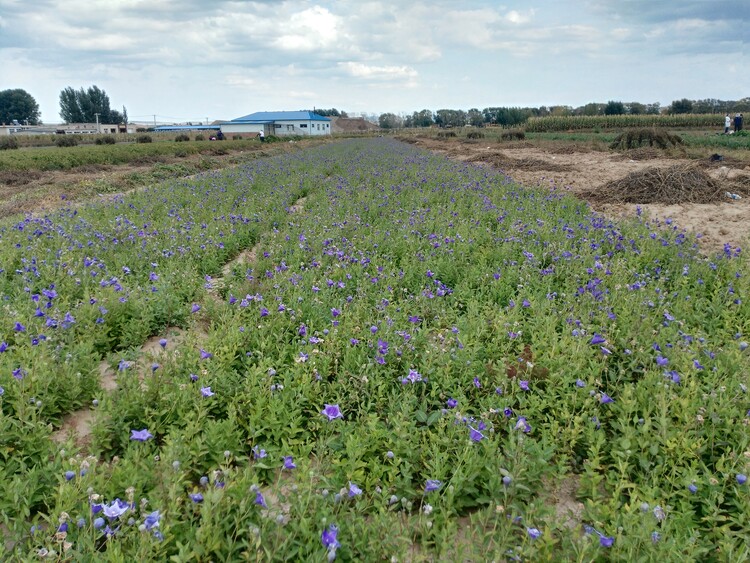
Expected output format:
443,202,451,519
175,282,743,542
409,137,750,253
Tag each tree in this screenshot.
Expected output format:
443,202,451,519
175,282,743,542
628,102,646,115
670,98,693,114
0,89,41,125
378,113,403,129
604,100,625,115
59,85,125,123
410,109,433,128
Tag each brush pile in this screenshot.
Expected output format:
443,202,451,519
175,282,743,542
582,164,726,204
609,129,684,150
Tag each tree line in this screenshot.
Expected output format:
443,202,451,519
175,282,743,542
377,98,750,129
0,85,127,125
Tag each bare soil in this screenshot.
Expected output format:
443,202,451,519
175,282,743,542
407,136,750,253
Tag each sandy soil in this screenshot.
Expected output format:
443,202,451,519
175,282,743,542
408,137,750,253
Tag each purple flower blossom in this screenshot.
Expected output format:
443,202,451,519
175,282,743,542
600,535,614,548
200,386,215,397
473,377,481,388
515,417,532,433
575,379,586,388
590,333,606,345
425,479,442,493
199,349,213,360
688,483,698,493
348,482,362,497
283,456,296,470
0,342,7,353
189,493,203,503
519,380,529,391
158,339,167,349
322,404,343,421
401,369,423,384
191,303,201,313
102,499,130,519
255,491,267,508
600,393,614,404
527,527,542,539
143,511,160,530
64,470,76,481
656,355,669,366
737,473,747,485
600,346,612,356
446,398,457,408
130,429,153,441
469,426,485,442
253,446,267,459
321,524,341,551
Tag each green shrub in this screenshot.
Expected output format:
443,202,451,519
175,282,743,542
437,131,457,138
233,135,243,140
55,135,79,147
0,137,19,150
136,135,153,144
175,134,190,142
95,136,116,145
466,131,484,139
195,134,205,141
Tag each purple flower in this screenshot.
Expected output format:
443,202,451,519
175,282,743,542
158,338,167,349
130,429,153,442
575,379,586,388
737,473,747,485
94,517,105,529
189,493,203,503
425,479,442,493
469,426,485,442
255,491,267,508
144,511,160,530
0,342,7,352
600,346,612,356
331,308,340,317
519,380,529,391
446,398,457,408
600,535,614,548
688,483,698,493
321,524,341,551
199,349,213,360
656,355,669,366
322,404,343,421
283,456,296,470
253,446,267,459
191,303,201,313
347,482,362,497
515,417,532,433
14,322,25,332
693,359,704,370
590,333,606,345
600,393,614,404
527,527,542,539
64,470,76,481
200,386,215,397
102,499,130,519
401,368,423,384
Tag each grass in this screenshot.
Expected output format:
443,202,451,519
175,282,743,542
0,138,749,560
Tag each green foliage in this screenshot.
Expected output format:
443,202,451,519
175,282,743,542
0,88,41,125
1,139,749,559
0,136,19,150
95,136,116,145
500,129,526,141
175,134,191,142
137,135,153,144
465,131,485,139
194,134,205,141
527,114,723,132
55,135,79,147
604,100,626,115
59,85,124,124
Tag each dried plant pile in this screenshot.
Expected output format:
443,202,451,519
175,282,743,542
467,151,572,171
609,129,684,150
584,164,725,204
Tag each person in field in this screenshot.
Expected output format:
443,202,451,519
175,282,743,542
725,113,731,134
734,114,741,133
259,130,265,142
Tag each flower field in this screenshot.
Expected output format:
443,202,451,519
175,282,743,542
1,138,749,560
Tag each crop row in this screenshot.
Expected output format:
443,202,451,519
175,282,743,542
526,114,725,132
1,139,749,560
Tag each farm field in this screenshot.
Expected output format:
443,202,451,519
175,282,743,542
1,136,750,560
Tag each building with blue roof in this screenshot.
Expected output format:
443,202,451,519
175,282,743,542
220,111,331,137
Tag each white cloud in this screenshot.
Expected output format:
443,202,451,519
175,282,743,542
273,6,341,52
338,62,417,81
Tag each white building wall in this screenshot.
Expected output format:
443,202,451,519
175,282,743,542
221,123,264,134
222,119,331,136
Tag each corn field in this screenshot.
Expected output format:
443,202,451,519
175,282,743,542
525,114,723,132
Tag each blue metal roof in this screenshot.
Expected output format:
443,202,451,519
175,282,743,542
228,111,331,123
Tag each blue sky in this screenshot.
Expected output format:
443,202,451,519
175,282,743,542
0,0,747,124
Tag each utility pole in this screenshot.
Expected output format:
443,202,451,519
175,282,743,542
154,115,157,128
94,113,101,133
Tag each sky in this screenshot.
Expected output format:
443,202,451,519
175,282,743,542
1,0,747,124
